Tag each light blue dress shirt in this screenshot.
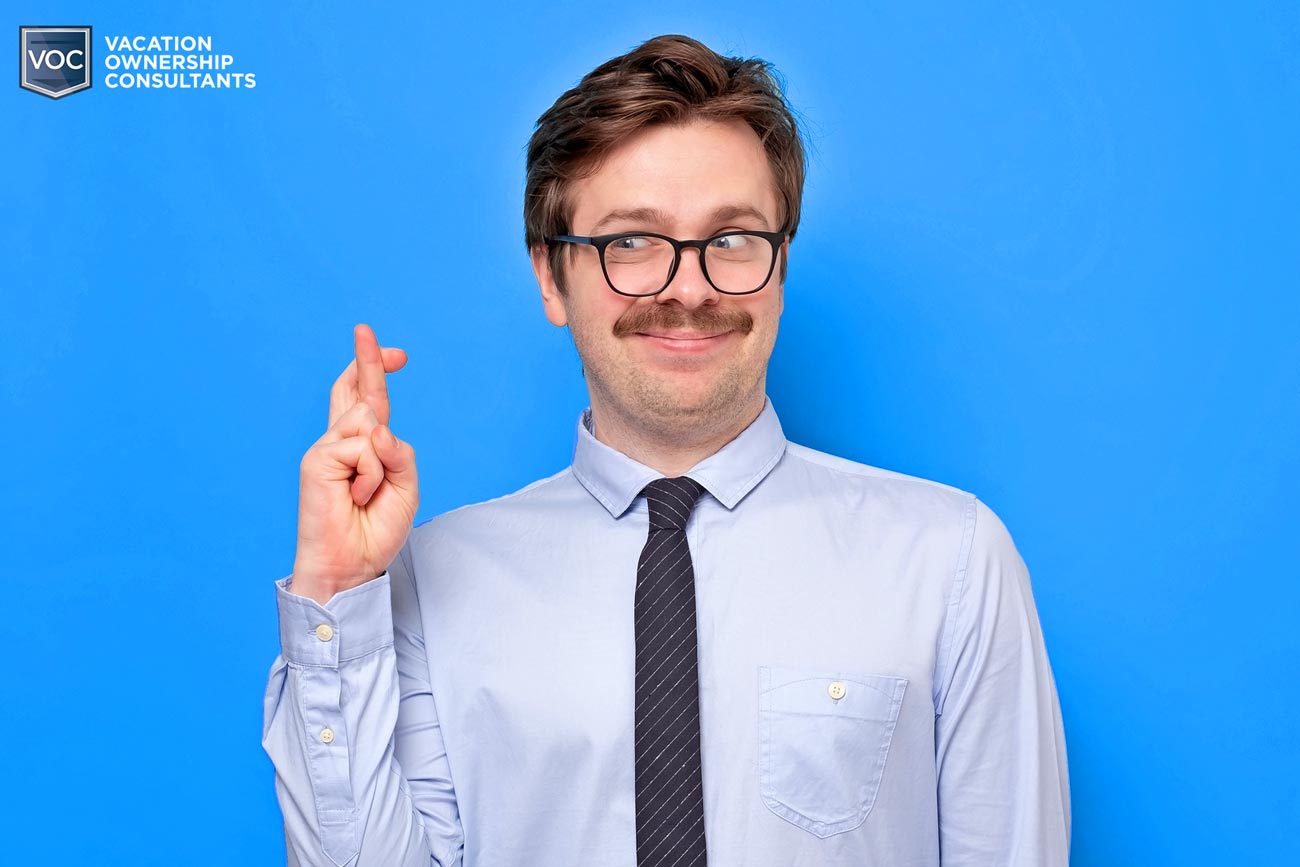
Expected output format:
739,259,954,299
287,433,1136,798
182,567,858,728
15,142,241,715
263,396,1070,866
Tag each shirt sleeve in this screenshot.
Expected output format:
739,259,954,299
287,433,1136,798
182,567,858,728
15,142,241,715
933,497,1071,866
261,542,465,867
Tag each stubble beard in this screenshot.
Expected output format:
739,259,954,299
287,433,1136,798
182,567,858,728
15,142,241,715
570,320,773,443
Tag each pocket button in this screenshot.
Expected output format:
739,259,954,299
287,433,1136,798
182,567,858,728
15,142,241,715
828,681,846,700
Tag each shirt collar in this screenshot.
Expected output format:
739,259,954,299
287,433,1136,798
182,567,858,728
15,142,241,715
571,395,788,518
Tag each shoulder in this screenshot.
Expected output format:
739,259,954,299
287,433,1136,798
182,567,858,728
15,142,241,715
778,442,1029,620
787,441,1027,571
781,439,979,530
406,465,582,554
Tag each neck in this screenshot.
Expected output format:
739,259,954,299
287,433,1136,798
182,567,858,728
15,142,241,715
587,389,767,477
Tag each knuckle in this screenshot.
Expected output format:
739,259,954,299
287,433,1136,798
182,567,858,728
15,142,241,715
300,446,320,472
351,408,379,432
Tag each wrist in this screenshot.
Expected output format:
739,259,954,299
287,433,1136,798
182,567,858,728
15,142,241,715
286,572,338,606
289,561,383,606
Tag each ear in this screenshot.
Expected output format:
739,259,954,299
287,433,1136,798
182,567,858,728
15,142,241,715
531,244,569,327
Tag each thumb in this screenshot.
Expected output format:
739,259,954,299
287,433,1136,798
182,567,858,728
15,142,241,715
371,425,417,494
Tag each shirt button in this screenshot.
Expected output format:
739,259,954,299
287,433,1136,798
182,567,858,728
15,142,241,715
314,624,334,642
320,727,335,744
828,681,847,701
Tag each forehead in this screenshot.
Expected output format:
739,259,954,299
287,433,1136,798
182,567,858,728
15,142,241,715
568,118,780,233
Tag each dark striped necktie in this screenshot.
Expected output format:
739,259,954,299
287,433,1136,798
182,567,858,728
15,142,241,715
634,475,709,867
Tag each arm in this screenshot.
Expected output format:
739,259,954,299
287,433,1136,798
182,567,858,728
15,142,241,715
263,324,461,866
933,498,1071,865
262,545,464,867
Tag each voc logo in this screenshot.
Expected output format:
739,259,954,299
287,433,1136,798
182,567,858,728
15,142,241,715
20,26,92,99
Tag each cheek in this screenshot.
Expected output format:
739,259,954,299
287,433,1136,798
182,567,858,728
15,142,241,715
570,292,637,338
744,297,782,335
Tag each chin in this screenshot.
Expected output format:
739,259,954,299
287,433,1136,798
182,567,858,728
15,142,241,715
651,385,739,420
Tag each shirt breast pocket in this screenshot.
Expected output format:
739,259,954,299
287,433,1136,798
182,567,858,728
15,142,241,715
758,665,908,838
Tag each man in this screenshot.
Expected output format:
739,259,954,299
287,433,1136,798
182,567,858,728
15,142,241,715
262,33,1070,866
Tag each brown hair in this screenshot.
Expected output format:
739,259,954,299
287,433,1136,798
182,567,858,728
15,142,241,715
524,34,807,294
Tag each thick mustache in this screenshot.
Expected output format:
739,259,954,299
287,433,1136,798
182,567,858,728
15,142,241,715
614,306,753,338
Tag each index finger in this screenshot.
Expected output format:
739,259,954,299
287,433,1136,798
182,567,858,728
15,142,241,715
354,323,391,425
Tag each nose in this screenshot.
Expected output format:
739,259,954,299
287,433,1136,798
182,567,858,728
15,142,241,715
654,244,720,309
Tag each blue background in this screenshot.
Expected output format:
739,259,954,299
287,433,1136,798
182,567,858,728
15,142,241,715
4,2,1297,864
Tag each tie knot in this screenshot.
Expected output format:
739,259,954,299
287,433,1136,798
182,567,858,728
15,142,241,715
640,476,706,531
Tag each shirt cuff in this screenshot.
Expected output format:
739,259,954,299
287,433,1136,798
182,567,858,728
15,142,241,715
276,573,394,667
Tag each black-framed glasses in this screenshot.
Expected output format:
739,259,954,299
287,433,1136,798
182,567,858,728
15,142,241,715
545,230,787,297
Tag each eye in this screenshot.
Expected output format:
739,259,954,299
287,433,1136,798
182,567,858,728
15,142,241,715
610,235,654,251
709,233,752,250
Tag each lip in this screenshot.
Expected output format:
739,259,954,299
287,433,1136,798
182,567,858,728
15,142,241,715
633,331,735,353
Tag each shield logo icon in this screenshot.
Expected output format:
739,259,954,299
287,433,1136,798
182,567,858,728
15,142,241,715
20,26,93,99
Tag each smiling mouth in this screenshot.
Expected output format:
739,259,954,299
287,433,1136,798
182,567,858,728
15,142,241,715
632,331,735,354
636,331,730,340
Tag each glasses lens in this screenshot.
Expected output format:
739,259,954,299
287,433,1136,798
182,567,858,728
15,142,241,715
703,233,777,294
603,235,675,296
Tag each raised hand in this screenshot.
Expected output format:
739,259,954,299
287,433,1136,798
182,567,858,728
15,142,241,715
290,324,420,604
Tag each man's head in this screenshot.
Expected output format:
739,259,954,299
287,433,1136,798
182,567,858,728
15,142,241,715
525,34,806,294
525,35,807,440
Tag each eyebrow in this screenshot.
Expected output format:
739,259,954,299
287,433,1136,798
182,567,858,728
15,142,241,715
588,204,772,235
